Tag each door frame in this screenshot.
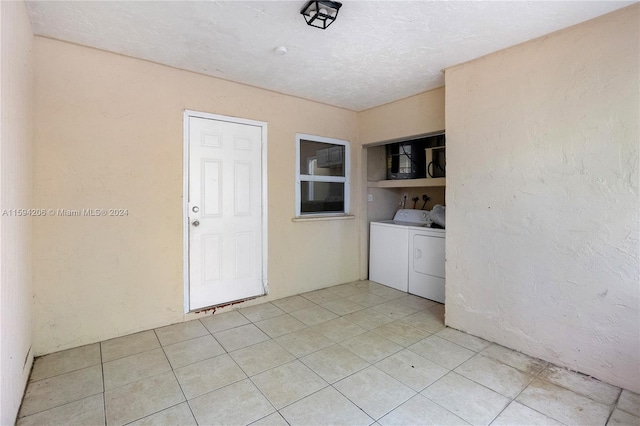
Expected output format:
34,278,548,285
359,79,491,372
182,110,268,313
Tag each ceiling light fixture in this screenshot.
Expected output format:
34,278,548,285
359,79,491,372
300,1,342,30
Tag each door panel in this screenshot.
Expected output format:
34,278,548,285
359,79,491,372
234,162,252,215
409,233,445,303
188,116,264,311
202,160,222,216
369,224,409,292
412,234,445,278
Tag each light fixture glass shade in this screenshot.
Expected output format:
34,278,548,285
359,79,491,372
301,1,342,29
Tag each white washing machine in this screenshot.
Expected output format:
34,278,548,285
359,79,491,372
369,209,445,302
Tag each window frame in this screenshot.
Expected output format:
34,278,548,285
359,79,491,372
295,133,350,217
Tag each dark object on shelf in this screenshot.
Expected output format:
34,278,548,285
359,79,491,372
426,147,446,178
386,133,445,180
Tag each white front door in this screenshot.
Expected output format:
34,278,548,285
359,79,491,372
185,112,266,311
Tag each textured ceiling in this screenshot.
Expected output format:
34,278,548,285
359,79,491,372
26,1,633,111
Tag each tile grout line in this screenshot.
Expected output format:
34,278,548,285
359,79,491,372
23,344,103,384
131,328,195,425
100,342,107,426
18,367,106,420
485,361,575,426
520,366,625,422
328,374,389,423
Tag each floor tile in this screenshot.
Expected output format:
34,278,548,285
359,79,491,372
375,349,448,392
19,365,103,417
173,353,247,399
343,308,395,330
254,314,307,338
16,394,104,426
250,412,289,426
101,330,160,362
539,365,621,406
189,379,275,426
199,311,250,334
408,335,475,369
320,298,366,316
422,372,510,426
369,286,407,300
428,303,445,318
333,366,415,420
300,288,341,304
436,327,490,352
608,408,640,426
230,340,295,376
398,308,445,334
103,348,171,390
127,402,196,426
289,305,338,326
454,354,532,398
271,295,316,313
251,360,327,409
23,280,637,426
104,371,184,426
372,300,419,320
491,401,563,426
30,343,101,382
280,386,373,426
311,316,367,342
618,389,640,417
162,334,225,369
300,344,370,384
378,394,469,426
394,295,439,311
274,328,334,358
326,283,368,298
372,321,431,347
347,292,389,307
341,331,403,363
239,303,285,322
154,320,209,347
480,344,547,375
213,323,270,352
516,378,612,426
352,280,388,292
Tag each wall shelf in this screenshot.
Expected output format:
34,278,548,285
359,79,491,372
367,177,446,188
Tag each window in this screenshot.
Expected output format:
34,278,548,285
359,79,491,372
296,133,350,216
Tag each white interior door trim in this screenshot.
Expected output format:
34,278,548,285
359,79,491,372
183,110,268,313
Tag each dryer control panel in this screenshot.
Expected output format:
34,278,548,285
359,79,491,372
393,209,432,225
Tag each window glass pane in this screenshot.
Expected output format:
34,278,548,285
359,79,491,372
300,182,344,213
299,140,345,177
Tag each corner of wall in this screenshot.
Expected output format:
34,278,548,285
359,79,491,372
444,4,639,391
0,0,35,424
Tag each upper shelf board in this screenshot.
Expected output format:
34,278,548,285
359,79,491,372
367,178,446,188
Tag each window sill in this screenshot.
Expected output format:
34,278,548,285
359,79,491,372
292,214,355,222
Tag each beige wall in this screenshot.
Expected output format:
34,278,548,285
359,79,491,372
33,38,360,355
0,1,34,424
357,88,446,277
358,87,445,145
445,5,639,391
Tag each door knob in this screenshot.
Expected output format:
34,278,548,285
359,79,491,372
192,220,200,227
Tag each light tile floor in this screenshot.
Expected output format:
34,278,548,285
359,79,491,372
17,280,640,426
